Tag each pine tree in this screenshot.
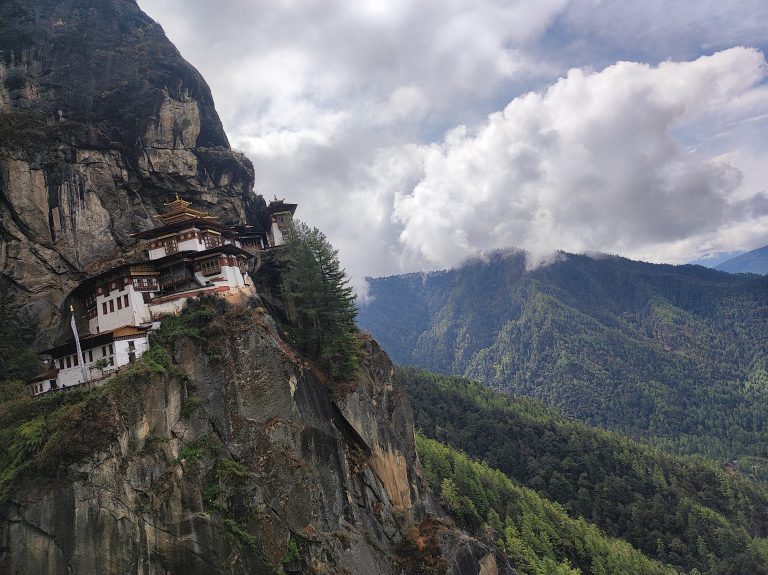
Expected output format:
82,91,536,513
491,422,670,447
0,287,37,384
281,221,360,380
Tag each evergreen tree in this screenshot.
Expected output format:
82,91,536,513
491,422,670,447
281,221,359,380
0,287,37,385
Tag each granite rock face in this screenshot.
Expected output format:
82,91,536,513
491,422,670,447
0,3,516,573
0,0,260,341
0,306,511,574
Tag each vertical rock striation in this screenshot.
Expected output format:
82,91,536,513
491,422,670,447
0,306,513,574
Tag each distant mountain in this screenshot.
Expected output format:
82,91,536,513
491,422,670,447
715,244,768,274
358,251,768,458
688,250,744,268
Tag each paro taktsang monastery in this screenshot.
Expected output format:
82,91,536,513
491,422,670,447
28,196,296,396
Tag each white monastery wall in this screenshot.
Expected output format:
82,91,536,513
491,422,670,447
91,285,151,333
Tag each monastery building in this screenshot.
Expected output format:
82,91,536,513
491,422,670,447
28,196,296,396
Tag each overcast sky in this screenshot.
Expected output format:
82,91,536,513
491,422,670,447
137,0,768,291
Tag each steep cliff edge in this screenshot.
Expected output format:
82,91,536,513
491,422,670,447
0,301,510,574
0,3,512,572
0,0,259,340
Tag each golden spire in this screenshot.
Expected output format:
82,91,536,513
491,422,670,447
159,194,215,224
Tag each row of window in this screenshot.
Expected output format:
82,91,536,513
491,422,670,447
203,235,222,249
31,380,56,394
58,344,114,369
134,277,157,291
98,280,127,298
200,259,223,276
102,294,131,315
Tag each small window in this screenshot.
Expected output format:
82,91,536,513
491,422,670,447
66,356,71,368
88,350,93,362
124,294,129,308
102,302,108,314
73,354,78,366
102,346,107,356
117,298,122,310
58,358,64,369
109,344,114,355
109,300,114,313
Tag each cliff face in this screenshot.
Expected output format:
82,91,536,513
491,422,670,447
0,3,512,573
0,304,509,574
0,0,259,340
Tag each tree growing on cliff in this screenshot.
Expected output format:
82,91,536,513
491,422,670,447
281,221,359,380
0,287,38,388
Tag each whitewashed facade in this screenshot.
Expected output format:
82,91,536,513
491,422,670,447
30,329,149,396
30,196,296,397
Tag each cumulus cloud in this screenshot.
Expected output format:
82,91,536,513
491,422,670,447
388,48,768,269
140,0,568,136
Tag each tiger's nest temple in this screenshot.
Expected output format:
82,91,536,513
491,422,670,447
28,196,297,396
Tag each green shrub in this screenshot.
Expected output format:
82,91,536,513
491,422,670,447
283,539,300,564
223,518,259,550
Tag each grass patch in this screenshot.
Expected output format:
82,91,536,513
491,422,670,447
0,349,175,501
152,296,230,347
203,482,223,505
140,346,171,374
218,458,250,482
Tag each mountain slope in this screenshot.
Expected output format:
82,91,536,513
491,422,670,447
715,244,768,274
358,251,768,458
416,435,680,575
401,367,768,574
688,250,744,268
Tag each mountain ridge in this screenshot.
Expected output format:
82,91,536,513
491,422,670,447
359,249,768,458
715,243,768,274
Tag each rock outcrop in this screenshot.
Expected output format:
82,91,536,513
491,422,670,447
0,303,511,574
0,0,260,342
0,3,515,573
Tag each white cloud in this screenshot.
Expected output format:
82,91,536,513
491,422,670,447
387,48,768,269
136,2,768,285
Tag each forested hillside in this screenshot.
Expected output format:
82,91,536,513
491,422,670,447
416,435,679,575
402,367,768,574
359,251,768,458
